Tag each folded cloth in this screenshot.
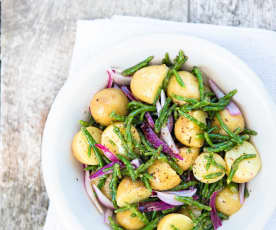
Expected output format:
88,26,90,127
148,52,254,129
44,16,276,230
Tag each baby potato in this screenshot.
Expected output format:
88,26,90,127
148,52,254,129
215,187,242,216
130,64,168,104
176,147,200,171
167,71,200,105
174,110,207,148
148,160,181,191
116,210,145,230
212,109,245,135
157,213,193,230
193,152,226,184
101,122,140,157
72,126,102,165
225,141,261,183
116,177,151,207
90,88,128,126
91,175,112,200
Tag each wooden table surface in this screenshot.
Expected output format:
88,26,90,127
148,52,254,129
1,0,276,229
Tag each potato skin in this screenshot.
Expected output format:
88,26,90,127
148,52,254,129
212,109,245,135
116,210,145,230
157,213,193,230
176,147,200,171
193,152,226,184
91,175,112,199
72,126,102,165
225,141,261,183
101,122,140,157
130,65,168,104
174,110,207,147
167,71,200,105
90,88,128,126
215,187,242,216
116,177,151,207
148,160,181,191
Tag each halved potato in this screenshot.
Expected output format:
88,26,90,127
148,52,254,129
176,147,200,171
130,64,168,104
193,152,226,184
148,160,181,191
157,213,193,230
116,210,145,230
72,126,102,165
116,177,151,207
91,175,112,199
216,187,242,216
167,71,200,105
90,88,129,126
212,109,245,135
174,110,207,147
225,141,261,183
101,122,140,157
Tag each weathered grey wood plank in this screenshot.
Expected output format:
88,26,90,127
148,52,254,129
1,0,275,229
0,1,188,229
189,0,276,30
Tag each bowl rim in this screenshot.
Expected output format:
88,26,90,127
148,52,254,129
42,33,276,230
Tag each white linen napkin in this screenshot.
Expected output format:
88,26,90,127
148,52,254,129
44,16,276,230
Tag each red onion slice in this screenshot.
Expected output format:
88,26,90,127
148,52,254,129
141,123,182,160
156,188,197,206
160,125,179,154
160,90,166,107
92,184,114,209
167,115,173,133
104,209,113,224
156,101,162,117
90,162,117,179
156,93,180,156
209,191,222,230
156,192,183,206
166,188,197,196
131,158,142,169
108,68,132,85
239,183,245,204
121,86,137,101
208,79,241,116
84,168,103,214
106,70,113,88
95,144,119,162
145,112,155,129
139,201,175,212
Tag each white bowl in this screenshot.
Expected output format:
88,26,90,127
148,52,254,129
42,34,276,230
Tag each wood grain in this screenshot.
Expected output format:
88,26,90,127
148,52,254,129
189,0,276,30
0,0,188,229
1,0,275,229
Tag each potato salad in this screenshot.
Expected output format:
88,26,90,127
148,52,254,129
71,51,261,230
